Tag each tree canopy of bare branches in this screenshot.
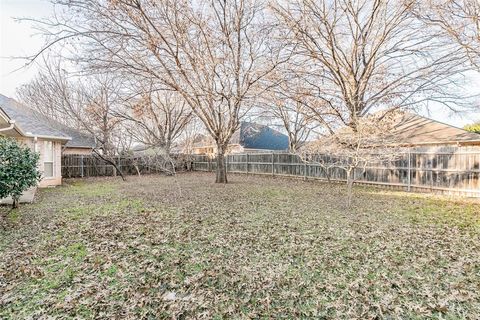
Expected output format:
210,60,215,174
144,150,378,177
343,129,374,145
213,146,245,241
18,61,123,157
261,65,320,152
416,0,480,71
33,0,288,183
272,0,469,132
120,90,193,155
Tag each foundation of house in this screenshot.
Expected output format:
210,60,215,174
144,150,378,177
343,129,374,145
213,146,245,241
0,187,37,205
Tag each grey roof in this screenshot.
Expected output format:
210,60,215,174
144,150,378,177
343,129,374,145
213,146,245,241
195,122,289,150
0,94,95,148
0,106,11,123
58,125,96,149
233,122,289,150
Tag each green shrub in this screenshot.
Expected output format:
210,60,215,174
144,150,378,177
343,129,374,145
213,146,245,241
0,137,41,208
464,123,480,134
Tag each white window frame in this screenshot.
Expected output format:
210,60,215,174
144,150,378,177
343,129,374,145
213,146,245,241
44,141,55,179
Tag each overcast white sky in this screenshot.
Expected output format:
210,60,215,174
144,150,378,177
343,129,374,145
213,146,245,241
1,0,479,128
1,1,52,94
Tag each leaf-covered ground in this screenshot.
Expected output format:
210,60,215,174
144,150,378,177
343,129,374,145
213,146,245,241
1,173,479,319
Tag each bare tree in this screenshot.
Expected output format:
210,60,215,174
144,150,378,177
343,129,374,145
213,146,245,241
177,118,205,154
121,90,193,155
416,0,480,71
31,0,288,183
81,77,125,157
17,60,127,180
302,111,404,207
115,89,194,175
261,67,320,152
272,0,469,132
17,59,83,130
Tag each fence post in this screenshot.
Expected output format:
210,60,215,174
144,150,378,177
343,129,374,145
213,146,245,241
272,152,275,177
246,153,249,174
304,159,307,181
80,155,84,178
407,149,412,192
118,155,121,176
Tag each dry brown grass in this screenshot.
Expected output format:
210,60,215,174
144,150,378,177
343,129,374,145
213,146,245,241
1,173,479,319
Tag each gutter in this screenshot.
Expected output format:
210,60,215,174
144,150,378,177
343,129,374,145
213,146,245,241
0,120,16,132
0,117,28,137
0,125,72,142
23,131,72,142
386,140,480,147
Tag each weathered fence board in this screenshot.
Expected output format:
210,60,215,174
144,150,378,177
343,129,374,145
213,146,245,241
61,154,191,178
191,146,480,197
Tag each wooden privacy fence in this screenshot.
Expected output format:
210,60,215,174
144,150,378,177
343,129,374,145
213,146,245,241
191,146,480,197
61,154,192,178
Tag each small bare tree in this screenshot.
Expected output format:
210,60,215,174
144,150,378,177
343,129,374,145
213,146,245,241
178,118,204,155
116,89,194,175
122,90,193,155
302,111,404,207
17,58,83,130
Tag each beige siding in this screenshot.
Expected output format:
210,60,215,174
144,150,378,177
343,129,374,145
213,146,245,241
14,137,63,187
63,147,93,155
193,144,243,156
38,139,62,187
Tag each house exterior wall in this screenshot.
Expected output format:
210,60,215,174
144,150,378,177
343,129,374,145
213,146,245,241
15,137,63,187
63,147,93,155
193,144,243,156
242,148,277,153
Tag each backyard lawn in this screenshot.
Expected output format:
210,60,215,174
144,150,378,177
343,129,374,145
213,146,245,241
1,173,480,319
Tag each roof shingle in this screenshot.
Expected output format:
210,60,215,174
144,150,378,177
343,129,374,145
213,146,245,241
390,112,480,146
195,122,289,150
0,94,95,148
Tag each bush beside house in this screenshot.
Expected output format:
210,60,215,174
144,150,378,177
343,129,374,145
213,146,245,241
0,137,41,208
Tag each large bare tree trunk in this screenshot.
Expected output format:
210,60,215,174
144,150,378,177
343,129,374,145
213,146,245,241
215,144,228,184
288,137,301,154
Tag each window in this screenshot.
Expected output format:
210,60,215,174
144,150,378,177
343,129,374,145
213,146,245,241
44,141,54,178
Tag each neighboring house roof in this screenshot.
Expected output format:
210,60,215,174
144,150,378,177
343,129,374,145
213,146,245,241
390,112,480,146
131,145,166,156
56,124,96,149
235,122,289,150
190,134,209,146
0,94,95,148
308,111,480,149
195,122,289,150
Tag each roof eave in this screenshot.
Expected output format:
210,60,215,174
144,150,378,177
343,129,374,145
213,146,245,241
65,145,95,149
390,140,480,147
24,133,72,142
0,108,11,123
